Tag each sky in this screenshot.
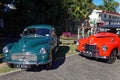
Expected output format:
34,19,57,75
93,0,103,6
93,0,120,13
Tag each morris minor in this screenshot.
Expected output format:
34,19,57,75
3,25,59,69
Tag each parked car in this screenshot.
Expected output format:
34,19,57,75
76,25,120,64
3,25,59,69
60,32,77,39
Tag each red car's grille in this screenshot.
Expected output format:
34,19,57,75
85,44,96,54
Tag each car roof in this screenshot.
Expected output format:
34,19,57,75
26,25,54,30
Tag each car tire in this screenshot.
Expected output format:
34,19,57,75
55,46,59,53
106,49,117,64
46,53,53,70
117,55,120,59
46,62,52,70
7,63,14,68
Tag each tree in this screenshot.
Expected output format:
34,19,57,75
97,0,119,12
63,0,95,20
0,0,97,36
96,5,105,10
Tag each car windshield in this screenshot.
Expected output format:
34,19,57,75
23,28,50,37
98,27,118,34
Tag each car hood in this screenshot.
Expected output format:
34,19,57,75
10,36,52,53
86,32,117,45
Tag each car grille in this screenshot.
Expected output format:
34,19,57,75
85,44,96,54
11,53,37,61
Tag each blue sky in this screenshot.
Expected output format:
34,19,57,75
93,0,120,13
93,0,103,6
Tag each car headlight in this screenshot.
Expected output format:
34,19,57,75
3,47,9,53
40,48,47,54
102,46,108,51
76,41,80,45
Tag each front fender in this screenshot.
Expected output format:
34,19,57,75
3,43,16,61
104,42,118,57
3,43,16,51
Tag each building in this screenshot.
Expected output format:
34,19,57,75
89,9,120,27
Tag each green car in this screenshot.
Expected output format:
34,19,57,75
3,25,59,69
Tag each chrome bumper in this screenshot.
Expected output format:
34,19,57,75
7,60,52,66
76,50,108,59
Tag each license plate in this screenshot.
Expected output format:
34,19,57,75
16,64,29,69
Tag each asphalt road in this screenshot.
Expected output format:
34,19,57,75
0,54,120,80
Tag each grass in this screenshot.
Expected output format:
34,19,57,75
0,54,17,74
55,44,77,58
66,44,77,55
0,63,17,74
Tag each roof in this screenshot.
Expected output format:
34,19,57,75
26,25,54,30
102,10,120,16
102,25,120,28
92,9,120,16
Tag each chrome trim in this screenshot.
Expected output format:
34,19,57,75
7,60,52,65
79,51,108,59
11,52,37,61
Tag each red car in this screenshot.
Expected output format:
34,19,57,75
60,32,77,39
76,26,120,64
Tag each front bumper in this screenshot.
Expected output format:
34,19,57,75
76,50,108,59
7,60,52,68
8,60,52,65
8,52,51,64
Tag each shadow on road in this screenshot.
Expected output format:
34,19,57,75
26,45,70,72
51,45,70,69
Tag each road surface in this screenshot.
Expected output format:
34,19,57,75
0,54,120,80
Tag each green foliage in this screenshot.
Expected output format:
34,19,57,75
0,0,95,21
63,0,94,20
0,0,67,36
96,5,105,10
97,0,120,12
0,0,96,36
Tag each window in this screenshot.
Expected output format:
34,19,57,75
104,14,106,18
23,28,50,37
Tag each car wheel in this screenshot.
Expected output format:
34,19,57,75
106,49,117,64
117,55,120,59
46,62,52,70
55,46,59,53
46,53,53,70
7,63,14,68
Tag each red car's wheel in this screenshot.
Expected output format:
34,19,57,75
106,49,117,64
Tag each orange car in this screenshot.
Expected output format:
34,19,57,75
76,26,120,64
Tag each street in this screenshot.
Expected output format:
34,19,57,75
0,54,120,80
